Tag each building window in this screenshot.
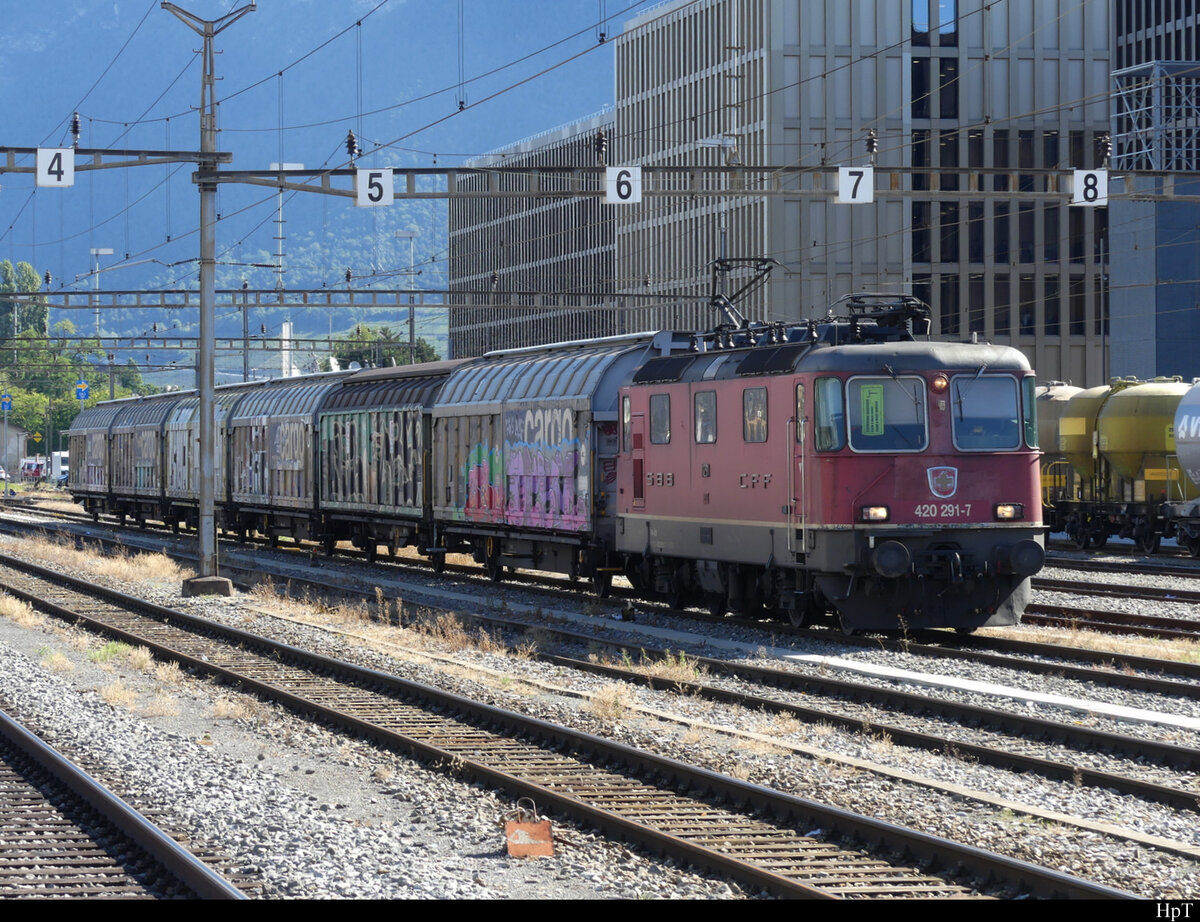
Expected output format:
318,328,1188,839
994,202,1010,263
1070,276,1086,335
940,202,959,262
940,274,960,335
968,201,984,262
994,275,1011,335
1045,275,1060,336
993,130,1010,191
1018,203,1036,262
967,274,985,332
939,58,959,119
913,129,931,191
939,129,959,190
937,0,957,44
912,0,931,45
913,202,932,262
912,58,931,119
1019,275,1036,335
1044,205,1060,262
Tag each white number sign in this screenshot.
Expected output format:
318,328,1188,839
606,166,642,204
36,148,74,188
1072,169,1107,206
836,166,873,204
356,168,394,207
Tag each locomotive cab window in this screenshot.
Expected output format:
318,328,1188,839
950,374,1021,450
650,393,671,444
622,395,631,452
813,377,845,451
743,387,767,442
847,376,928,452
694,390,716,444
1022,376,1038,448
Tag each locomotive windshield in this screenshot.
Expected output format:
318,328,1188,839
950,375,1021,450
846,376,928,452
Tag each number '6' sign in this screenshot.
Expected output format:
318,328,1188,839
606,166,642,204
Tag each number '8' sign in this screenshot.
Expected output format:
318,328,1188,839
1072,169,1107,207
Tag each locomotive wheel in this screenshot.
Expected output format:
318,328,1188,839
1136,533,1161,555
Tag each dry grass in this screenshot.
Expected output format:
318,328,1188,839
143,693,181,717
154,661,183,685
587,683,632,723
211,695,257,720
17,534,194,585
125,645,153,671
634,649,706,684
0,594,43,629
40,650,74,672
372,766,395,784
754,712,804,737
99,679,137,709
866,730,894,754
978,623,1200,665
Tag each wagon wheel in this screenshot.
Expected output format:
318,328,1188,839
1071,524,1091,550
365,542,378,563
705,593,727,618
591,569,612,599
387,536,399,558
1136,533,1161,555
268,532,280,548
432,552,446,573
322,533,337,556
1089,532,1108,550
486,555,505,582
1190,537,1200,558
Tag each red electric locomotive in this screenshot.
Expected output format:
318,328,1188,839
615,295,1045,632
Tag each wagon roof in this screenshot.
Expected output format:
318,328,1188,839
231,374,350,420
110,394,188,431
437,338,653,407
322,359,469,411
65,403,125,434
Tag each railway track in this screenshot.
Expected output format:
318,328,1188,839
0,550,1131,899
0,703,244,899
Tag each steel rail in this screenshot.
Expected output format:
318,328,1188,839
0,705,245,899
0,552,1132,900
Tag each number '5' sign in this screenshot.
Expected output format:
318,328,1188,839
356,168,394,207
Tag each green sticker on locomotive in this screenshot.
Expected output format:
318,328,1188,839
861,383,885,437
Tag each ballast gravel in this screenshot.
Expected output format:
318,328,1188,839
3,528,1200,898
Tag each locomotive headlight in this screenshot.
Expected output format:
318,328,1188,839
860,505,890,522
994,503,1025,521
931,374,949,393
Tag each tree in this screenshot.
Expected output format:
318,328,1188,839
321,323,440,371
0,259,46,343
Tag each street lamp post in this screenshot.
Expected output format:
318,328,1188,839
89,247,113,339
394,230,418,363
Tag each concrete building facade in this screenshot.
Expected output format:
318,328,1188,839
449,0,1115,385
1109,1,1200,380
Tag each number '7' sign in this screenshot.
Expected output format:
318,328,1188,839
836,166,873,204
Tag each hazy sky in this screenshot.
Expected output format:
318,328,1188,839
1,0,661,292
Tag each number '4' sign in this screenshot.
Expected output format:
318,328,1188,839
36,148,75,188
